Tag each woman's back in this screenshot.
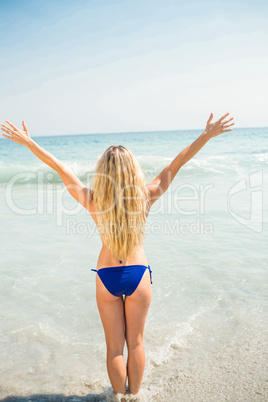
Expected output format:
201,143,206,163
88,197,150,269
89,145,151,267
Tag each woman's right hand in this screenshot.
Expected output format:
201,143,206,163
1,120,32,147
204,112,234,139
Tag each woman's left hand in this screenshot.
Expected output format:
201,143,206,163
1,120,32,147
204,113,234,138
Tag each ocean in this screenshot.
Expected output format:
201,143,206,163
0,127,267,401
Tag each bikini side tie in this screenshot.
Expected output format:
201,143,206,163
148,265,153,284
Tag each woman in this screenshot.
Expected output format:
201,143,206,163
1,112,234,397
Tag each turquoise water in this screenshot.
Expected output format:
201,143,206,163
0,127,267,401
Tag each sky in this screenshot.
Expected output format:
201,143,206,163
0,0,268,137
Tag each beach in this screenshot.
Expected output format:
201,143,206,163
0,127,267,401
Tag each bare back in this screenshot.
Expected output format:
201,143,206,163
88,186,153,269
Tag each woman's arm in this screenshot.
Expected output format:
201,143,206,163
1,120,92,210
146,112,234,205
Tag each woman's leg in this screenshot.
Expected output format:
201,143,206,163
124,269,152,395
96,275,127,394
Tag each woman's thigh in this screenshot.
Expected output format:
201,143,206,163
96,275,125,351
124,269,152,348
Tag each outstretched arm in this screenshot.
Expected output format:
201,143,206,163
1,120,91,210
146,112,234,205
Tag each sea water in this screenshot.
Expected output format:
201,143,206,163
0,128,267,401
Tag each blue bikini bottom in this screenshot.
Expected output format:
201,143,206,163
91,264,153,297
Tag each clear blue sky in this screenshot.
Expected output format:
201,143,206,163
1,0,268,136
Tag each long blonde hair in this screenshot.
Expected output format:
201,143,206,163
91,145,150,262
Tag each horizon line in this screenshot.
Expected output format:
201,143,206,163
1,125,267,140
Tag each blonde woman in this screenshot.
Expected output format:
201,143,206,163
1,112,234,397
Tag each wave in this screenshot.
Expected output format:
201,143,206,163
0,153,267,185
0,160,96,186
